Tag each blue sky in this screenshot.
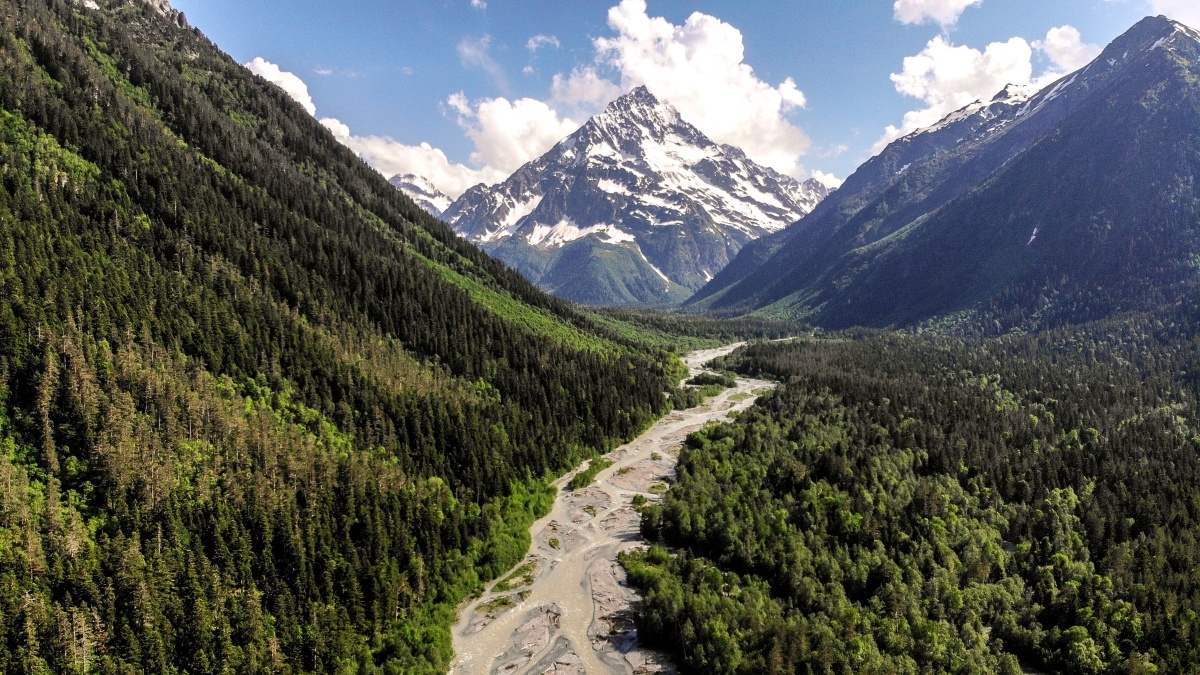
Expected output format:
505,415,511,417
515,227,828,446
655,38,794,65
173,0,1190,195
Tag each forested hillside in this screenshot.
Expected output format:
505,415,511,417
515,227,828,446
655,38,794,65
0,0,697,672
630,305,1200,674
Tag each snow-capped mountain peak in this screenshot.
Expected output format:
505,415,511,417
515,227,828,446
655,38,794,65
390,173,452,218
439,87,828,306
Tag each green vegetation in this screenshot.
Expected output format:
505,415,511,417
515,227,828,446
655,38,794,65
584,307,802,352
492,560,539,593
548,537,561,550
629,311,1200,674
477,595,515,615
687,371,737,388
0,2,699,673
568,458,614,490
686,371,738,398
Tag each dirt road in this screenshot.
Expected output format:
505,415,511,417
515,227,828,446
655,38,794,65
450,344,775,675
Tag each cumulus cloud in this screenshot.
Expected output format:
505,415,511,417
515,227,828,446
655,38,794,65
449,94,581,174
873,25,1098,153
1150,0,1200,31
244,57,316,116
471,0,486,8
527,34,560,52
1034,25,1101,74
551,67,624,110
875,36,1032,151
578,0,812,177
316,92,580,198
320,118,505,198
893,0,982,29
812,170,844,190
285,2,830,197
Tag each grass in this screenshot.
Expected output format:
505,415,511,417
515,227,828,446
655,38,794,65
548,538,560,550
568,458,614,490
649,483,669,495
651,452,662,461
493,560,539,593
478,595,515,614
417,255,623,356
618,466,634,475
728,392,752,403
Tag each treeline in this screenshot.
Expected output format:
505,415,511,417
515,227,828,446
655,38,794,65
0,0,692,672
585,306,804,351
629,304,1200,674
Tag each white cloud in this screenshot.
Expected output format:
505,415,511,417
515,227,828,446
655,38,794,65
319,95,580,198
1150,0,1200,31
471,0,486,8
450,94,581,174
551,67,624,109
320,118,505,198
527,34,560,52
458,35,508,91
1034,25,1101,74
587,0,812,177
812,170,844,189
893,0,982,29
817,144,850,159
873,24,1100,154
876,35,1032,151
244,57,316,116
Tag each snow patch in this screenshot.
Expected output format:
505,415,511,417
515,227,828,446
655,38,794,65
526,220,635,248
636,246,671,285
478,194,543,243
597,179,630,195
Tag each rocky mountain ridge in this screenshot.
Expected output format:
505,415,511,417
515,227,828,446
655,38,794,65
436,87,829,306
688,16,1200,332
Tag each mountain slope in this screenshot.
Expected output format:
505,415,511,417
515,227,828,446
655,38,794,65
391,172,452,217
691,16,1200,331
443,87,829,307
0,1,690,673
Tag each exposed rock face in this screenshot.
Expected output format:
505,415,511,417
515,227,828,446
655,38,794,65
390,173,452,218
442,87,829,306
690,17,1200,331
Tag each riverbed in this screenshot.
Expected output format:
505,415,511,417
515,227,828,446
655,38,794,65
449,344,776,675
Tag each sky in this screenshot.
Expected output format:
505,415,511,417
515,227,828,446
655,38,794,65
172,0,1200,197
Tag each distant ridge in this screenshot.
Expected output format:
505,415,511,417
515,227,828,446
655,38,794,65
391,172,452,218
689,16,1200,332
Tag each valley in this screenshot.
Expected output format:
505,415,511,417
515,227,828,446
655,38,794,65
451,344,775,675
6,1,1200,674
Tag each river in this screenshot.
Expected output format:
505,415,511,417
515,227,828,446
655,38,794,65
449,343,776,675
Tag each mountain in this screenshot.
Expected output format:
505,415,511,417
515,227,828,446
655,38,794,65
0,1,692,673
690,16,1200,332
442,87,829,307
390,172,452,217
